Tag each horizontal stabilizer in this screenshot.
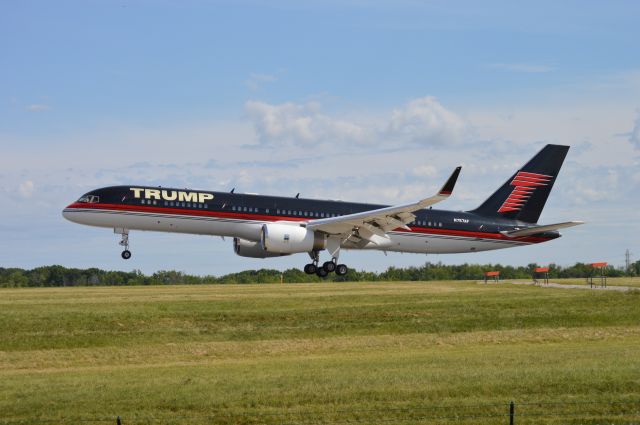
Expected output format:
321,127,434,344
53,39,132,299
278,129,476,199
500,221,584,238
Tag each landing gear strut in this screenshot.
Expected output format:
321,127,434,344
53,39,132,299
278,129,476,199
117,229,132,260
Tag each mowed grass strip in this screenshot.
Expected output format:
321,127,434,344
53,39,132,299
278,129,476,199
1,282,639,351
547,277,640,288
1,281,639,424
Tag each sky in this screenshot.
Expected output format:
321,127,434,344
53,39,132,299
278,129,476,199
1,0,639,275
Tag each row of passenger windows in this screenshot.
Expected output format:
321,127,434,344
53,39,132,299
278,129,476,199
140,199,209,209
230,205,341,218
413,220,443,227
138,199,443,226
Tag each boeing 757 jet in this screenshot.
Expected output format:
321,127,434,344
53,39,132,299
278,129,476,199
63,144,583,277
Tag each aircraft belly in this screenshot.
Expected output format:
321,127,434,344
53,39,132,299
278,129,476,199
357,232,527,254
62,209,262,240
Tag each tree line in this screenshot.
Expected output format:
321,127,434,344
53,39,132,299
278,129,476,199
1,261,638,287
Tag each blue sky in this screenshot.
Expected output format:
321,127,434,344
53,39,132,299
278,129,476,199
1,1,639,275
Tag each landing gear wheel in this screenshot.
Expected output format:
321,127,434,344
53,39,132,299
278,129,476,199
323,261,336,273
304,263,317,274
121,250,132,260
335,264,348,276
316,267,328,278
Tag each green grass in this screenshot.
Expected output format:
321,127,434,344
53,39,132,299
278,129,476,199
1,281,639,424
543,277,640,288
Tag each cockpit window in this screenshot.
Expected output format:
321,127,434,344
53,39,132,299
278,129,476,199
77,195,100,203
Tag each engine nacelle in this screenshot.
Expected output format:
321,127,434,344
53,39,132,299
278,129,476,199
261,223,325,254
233,238,289,258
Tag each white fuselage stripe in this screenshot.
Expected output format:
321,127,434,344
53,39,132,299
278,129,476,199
63,208,530,254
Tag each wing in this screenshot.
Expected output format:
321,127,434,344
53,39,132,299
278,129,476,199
500,220,584,238
306,167,461,243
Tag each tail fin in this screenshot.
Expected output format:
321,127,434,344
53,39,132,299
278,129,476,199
469,144,569,223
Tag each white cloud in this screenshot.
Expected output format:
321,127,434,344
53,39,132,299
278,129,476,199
245,100,369,147
26,104,49,112
487,63,554,73
412,165,438,177
245,96,468,149
18,180,34,198
386,96,468,146
630,112,640,150
245,73,278,90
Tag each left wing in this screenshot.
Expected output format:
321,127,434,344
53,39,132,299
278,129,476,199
306,167,461,242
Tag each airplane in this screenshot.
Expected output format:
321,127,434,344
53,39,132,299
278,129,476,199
62,144,583,277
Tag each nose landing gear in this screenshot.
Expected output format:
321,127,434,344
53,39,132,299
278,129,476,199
116,229,132,260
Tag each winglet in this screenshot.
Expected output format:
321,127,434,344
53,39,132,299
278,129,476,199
438,166,462,196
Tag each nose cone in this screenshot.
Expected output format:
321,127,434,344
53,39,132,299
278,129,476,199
62,203,79,223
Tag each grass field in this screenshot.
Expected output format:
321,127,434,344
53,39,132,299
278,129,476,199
1,281,639,424
544,277,640,288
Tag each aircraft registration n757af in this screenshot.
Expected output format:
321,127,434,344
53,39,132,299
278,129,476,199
63,144,583,277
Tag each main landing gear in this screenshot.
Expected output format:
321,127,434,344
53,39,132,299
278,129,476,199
304,251,348,278
117,229,132,260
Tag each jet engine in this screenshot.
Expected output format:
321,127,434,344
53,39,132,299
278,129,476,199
261,223,326,254
233,238,289,258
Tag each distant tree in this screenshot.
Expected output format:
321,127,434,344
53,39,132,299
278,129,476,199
0,261,634,288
